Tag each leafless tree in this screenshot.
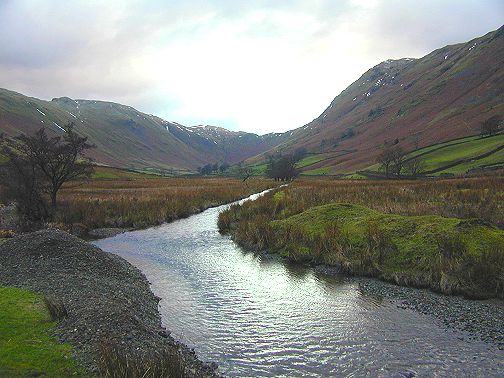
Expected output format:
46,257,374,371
377,145,405,178
480,115,502,137
1,124,94,220
404,157,425,177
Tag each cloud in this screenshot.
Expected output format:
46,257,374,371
0,0,502,133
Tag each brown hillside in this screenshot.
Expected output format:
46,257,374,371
253,26,504,173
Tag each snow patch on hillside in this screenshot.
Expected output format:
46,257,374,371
54,122,66,132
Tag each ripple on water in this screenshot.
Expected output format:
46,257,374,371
95,194,504,377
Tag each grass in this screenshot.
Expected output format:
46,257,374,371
435,147,504,175
55,177,274,231
218,176,504,298
249,163,268,175
364,134,504,176
90,166,157,180
419,134,504,172
270,204,504,298
0,287,89,377
296,154,330,168
301,167,332,176
98,343,185,378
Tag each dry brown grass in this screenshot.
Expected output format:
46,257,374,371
267,176,504,227
55,177,274,230
98,342,186,378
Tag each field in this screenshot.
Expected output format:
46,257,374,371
0,287,88,377
218,176,504,298
364,133,504,176
55,175,274,231
251,133,504,177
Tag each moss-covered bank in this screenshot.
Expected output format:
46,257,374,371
220,201,504,299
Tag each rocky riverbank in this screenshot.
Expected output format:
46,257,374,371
0,230,219,377
314,265,504,350
357,277,504,349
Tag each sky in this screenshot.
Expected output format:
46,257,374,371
0,1,502,134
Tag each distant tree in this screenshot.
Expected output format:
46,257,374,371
237,164,253,182
340,128,355,140
404,156,425,178
480,115,502,137
390,146,405,177
377,145,405,178
219,162,230,173
200,164,213,175
266,154,299,181
293,147,307,162
0,144,50,221
412,134,421,150
212,163,219,173
1,124,94,220
377,147,394,178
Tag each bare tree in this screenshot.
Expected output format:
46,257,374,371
404,157,425,177
1,124,94,219
377,145,405,178
238,165,253,182
390,146,405,177
265,154,299,181
480,115,502,137
1,146,50,221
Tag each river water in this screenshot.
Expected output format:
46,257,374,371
95,191,503,377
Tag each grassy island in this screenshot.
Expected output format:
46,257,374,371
219,176,504,299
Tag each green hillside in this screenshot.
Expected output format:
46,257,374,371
363,133,504,176
0,88,287,172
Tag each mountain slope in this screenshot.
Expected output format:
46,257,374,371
251,26,504,173
0,89,288,171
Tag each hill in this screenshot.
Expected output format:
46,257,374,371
249,26,504,174
2,26,502,175
0,89,287,171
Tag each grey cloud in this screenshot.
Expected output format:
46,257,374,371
365,0,504,56
0,0,502,130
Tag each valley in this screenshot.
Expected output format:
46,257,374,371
1,27,503,177
0,13,503,378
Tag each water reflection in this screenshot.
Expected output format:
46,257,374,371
95,193,503,377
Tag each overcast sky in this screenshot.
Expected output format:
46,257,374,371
0,0,502,133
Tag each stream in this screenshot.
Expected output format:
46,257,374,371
95,191,503,377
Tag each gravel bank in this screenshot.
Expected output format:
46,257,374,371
315,265,504,350
0,230,218,377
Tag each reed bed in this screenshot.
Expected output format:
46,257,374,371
220,175,503,230
55,177,273,230
219,176,504,298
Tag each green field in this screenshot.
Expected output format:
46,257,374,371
91,166,158,180
0,287,89,377
364,133,504,176
301,166,332,176
418,134,503,173
250,162,268,175
295,154,331,168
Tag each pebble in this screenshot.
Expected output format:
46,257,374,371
0,230,219,376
